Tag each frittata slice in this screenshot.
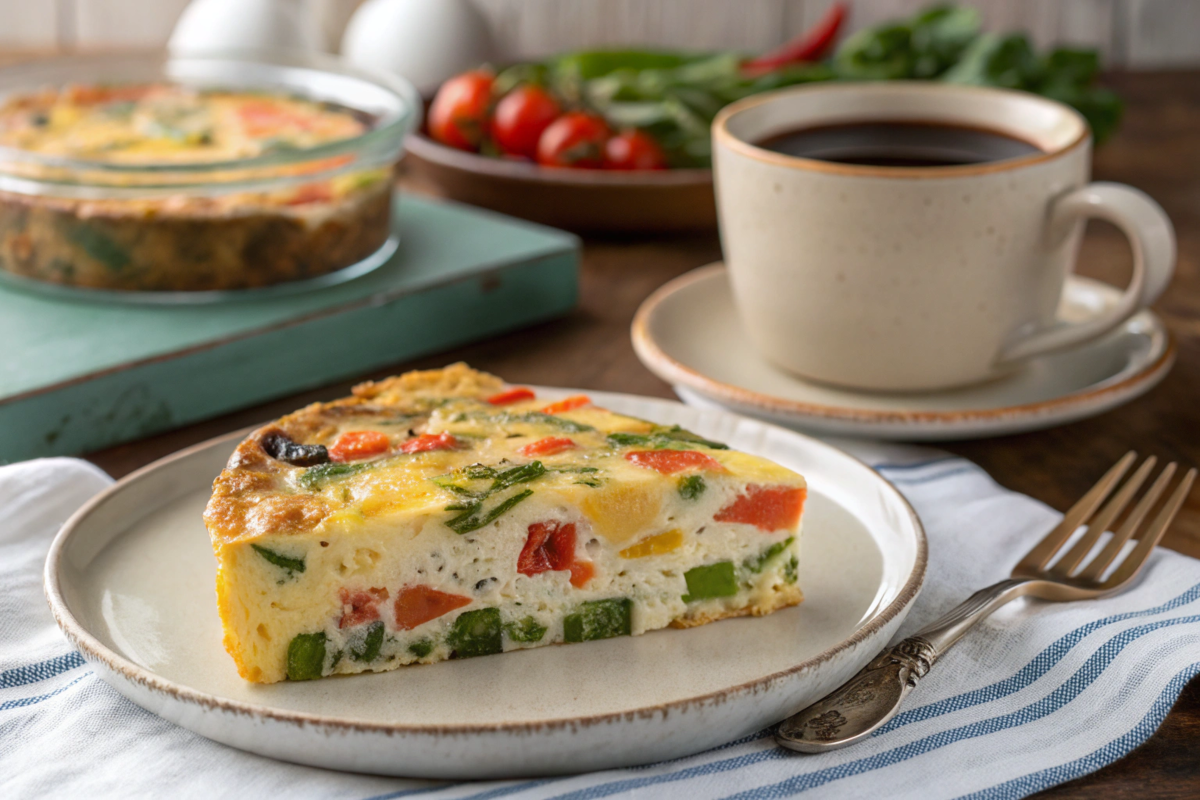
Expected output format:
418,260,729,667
204,364,805,683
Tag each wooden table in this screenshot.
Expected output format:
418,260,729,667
85,71,1199,797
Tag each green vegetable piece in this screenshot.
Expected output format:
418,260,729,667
941,33,1043,89
784,556,800,585
745,537,795,574
607,425,728,451
678,475,706,501
286,633,327,681
445,489,534,534
682,562,738,602
349,621,384,662
408,639,434,658
505,616,548,643
834,24,916,81
251,544,305,574
68,224,129,271
447,608,503,658
563,598,632,643
298,461,374,490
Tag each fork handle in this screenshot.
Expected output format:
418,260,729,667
776,578,1030,752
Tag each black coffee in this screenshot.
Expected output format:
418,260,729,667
756,121,1041,167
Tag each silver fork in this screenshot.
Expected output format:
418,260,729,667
776,452,1196,753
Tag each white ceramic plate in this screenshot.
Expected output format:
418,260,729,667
633,264,1175,441
44,390,925,779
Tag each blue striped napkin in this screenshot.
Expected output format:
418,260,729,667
3,450,1198,799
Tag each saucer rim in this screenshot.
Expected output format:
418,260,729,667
631,263,1176,428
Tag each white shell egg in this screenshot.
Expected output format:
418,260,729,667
169,0,320,54
342,0,496,96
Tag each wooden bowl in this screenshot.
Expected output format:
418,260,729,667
404,133,716,234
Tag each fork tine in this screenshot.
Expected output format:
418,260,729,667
1015,451,1136,574
1101,467,1196,589
1050,456,1157,578
1077,462,1175,582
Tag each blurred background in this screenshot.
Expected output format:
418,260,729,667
3,0,1198,68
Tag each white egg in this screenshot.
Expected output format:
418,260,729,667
341,0,497,96
169,0,321,55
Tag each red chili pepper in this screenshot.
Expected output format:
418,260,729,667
518,436,576,457
487,387,536,405
400,432,460,454
542,395,591,415
743,2,847,73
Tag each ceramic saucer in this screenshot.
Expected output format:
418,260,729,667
632,263,1175,441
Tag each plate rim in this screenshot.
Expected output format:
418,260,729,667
43,390,926,736
632,263,1176,428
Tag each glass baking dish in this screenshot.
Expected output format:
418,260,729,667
0,51,419,298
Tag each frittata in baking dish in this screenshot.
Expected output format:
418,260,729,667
204,364,805,683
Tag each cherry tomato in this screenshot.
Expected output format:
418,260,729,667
491,85,561,160
518,521,577,577
603,129,668,170
541,395,590,414
715,485,807,532
517,437,576,457
400,432,459,454
624,449,725,474
338,587,389,629
393,585,472,630
328,430,390,462
428,70,494,151
487,387,536,405
536,112,610,169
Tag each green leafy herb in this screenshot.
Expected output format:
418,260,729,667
607,425,729,451
563,598,633,642
499,411,596,433
251,544,305,574
682,562,739,602
286,632,327,681
745,537,795,574
448,608,503,658
408,639,434,658
349,621,385,662
298,460,375,490
446,489,534,534
783,556,799,584
505,616,548,643
678,475,706,500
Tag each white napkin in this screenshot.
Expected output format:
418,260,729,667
3,450,1198,799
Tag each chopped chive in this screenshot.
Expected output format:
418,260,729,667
349,621,385,662
678,475,706,500
745,537,795,574
251,544,305,574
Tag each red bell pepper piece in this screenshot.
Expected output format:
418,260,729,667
400,432,460,454
715,485,807,532
338,587,389,629
625,449,724,474
517,436,577,457
393,585,472,630
328,430,391,462
542,395,591,415
743,2,847,73
487,387,536,405
518,521,591,586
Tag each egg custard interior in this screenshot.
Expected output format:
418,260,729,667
204,365,806,683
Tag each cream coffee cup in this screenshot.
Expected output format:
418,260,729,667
713,82,1175,392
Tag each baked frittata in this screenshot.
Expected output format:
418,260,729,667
204,364,805,683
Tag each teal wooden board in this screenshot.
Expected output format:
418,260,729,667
0,193,579,461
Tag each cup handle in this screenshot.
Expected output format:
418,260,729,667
997,182,1175,364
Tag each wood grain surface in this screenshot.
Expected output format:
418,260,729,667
83,70,1199,796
